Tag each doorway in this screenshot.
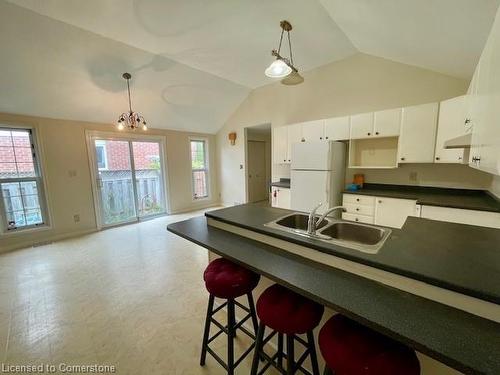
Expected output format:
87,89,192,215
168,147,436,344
88,133,168,228
245,124,271,203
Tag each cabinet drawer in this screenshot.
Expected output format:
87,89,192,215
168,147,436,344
344,203,375,216
343,194,375,206
342,213,375,224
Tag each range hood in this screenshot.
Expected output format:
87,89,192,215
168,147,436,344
444,133,472,149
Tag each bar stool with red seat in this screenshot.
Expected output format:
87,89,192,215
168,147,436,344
200,257,261,375
251,284,324,375
319,314,420,375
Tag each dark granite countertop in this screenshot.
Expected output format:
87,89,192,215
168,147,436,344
205,204,500,304
167,216,500,374
343,183,500,212
270,178,290,188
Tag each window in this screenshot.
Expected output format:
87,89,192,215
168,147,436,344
95,141,107,169
0,127,48,232
190,139,209,199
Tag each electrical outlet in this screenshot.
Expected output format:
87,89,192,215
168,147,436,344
73,214,80,223
409,172,418,182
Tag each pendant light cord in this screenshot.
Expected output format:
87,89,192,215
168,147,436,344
277,28,285,54
126,78,133,113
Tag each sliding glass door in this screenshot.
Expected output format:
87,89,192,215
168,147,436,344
92,137,166,227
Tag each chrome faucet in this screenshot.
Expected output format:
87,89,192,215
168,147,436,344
307,204,347,236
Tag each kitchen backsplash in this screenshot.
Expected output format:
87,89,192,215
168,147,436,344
345,164,493,190
274,163,493,191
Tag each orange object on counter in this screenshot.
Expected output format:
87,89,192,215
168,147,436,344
353,174,364,188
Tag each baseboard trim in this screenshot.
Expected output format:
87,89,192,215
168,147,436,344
169,202,221,214
0,228,97,254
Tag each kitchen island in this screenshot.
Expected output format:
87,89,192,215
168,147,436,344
167,204,500,374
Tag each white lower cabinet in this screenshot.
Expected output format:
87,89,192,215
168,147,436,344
420,206,500,229
342,213,374,224
271,187,291,209
342,194,418,229
374,197,419,229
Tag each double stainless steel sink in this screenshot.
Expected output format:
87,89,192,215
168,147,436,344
264,213,391,254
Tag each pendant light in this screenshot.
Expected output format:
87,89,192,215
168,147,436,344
116,73,147,131
264,20,304,85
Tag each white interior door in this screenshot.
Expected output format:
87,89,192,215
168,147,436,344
247,141,267,202
91,137,167,228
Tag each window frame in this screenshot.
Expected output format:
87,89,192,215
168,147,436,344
189,137,210,201
0,124,51,234
95,140,108,170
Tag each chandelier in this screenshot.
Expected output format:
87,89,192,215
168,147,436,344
117,73,147,131
264,20,304,85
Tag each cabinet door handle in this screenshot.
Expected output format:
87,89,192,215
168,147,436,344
356,208,359,211
400,157,405,161
465,119,471,125
356,198,360,202
378,200,382,204
458,156,462,160
367,132,371,136
320,137,323,140
435,157,440,161
325,136,329,139
375,132,379,135
301,138,305,142
355,218,359,222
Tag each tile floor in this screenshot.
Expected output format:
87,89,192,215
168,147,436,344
0,207,462,375
0,209,261,374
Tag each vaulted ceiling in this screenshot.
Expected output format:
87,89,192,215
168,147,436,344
1,0,498,133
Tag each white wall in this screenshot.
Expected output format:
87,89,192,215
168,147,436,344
216,53,469,205
0,112,218,252
490,175,500,198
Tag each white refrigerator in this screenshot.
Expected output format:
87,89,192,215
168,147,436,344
290,141,346,215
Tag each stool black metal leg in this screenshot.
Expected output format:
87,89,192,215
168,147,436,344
251,322,265,375
200,294,215,366
307,330,320,375
247,292,259,336
286,334,295,375
227,299,236,375
277,332,284,369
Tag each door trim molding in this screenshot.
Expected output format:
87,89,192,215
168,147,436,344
85,130,170,230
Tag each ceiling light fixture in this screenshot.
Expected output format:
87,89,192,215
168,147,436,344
117,73,147,131
265,20,304,85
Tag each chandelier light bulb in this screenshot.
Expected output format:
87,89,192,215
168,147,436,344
265,59,292,78
117,122,124,130
142,124,148,131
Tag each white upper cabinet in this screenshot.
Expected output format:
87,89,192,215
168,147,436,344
468,13,500,176
398,103,439,163
350,112,374,139
435,95,469,164
324,116,350,141
287,123,303,164
350,109,401,139
273,126,288,164
373,108,401,137
301,120,325,142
